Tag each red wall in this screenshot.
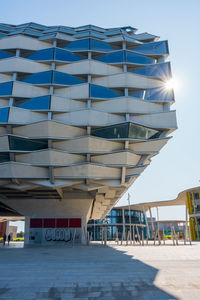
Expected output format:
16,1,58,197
30,218,81,228
0,221,7,237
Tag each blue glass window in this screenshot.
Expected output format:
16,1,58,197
131,62,171,79
22,71,52,84
134,41,168,55
91,122,161,139
126,51,154,64
16,95,50,110
144,87,174,101
90,39,114,52
53,71,84,85
0,107,9,122
0,82,13,96
0,50,12,60
65,39,90,51
0,153,9,163
9,136,48,151
26,48,54,61
97,51,124,63
129,90,145,98
90,84,120,98
55,48,83,62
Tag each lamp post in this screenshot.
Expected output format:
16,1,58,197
128,193,132,241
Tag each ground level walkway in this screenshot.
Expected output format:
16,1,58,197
0,241,200,299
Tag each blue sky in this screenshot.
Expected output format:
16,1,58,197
4,0,200,227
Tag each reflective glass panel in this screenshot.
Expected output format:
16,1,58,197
134,41,168,55
90,84,120,98
131,62,171,79
130,90,145,98
0,107,9,122
16,95,50,110
0,153,9,162
9,136,48,151
0,82,13,96
22,71,52,84
0,50,12,60
65,39,90,51
90,39,114,52
53,71,84,85
126,51,154,64
97,51,124,63
91,123,129,138
55,48,83,61
129,123,160,139
26,48,54,61
144,87,174,101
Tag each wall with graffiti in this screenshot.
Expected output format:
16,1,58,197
28,217,82,244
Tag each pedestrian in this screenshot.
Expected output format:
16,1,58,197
3,233,6,246
8,233,11,246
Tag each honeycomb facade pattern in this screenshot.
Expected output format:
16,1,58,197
0,23,177,240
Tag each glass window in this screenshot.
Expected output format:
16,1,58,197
130,90,145,98
55,48,83,62
0,50,12,60
131,62,171,79
0,153,9,163
97,51,124,63
9,136,48,151
65,39,90,51
90,39,114,52
144,87,174,101
0,82,13,96
15,95,50,110
26,48,54,61
91,123,129,138
90,84,120,98
134,41,169,55
22,71,52,84
0,107,9,122
53,71,84,85
129,123,161,139
126,51,154,64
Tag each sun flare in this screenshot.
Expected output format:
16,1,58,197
164,78,179,91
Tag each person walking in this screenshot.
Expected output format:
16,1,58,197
8,233,11,246
3,233,6,246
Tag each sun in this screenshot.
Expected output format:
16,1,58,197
164,78,179,91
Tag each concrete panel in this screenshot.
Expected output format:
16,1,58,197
16,149,84,164
0,35,51,50
92,73,162,89
12,82,48,98
129,138,169,152
0,162,48,178
0,73,12,83
0,135,9,150
53,136,123,152
53,109,124,126
126,165,147,176
56,60,121,75
8,107,46,124
132,110,177,129
51,96,86,112
54,83,89,99
13,120,86,138
0,57,49,73
0,99,9,107
91,151,141,166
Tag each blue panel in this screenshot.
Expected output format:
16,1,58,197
126,51,154,64
0,82,13,96
0,50,12,60
90,84,120,98
16,95,50,110
9,136,48,151
53,71,84,85
134,41,168,55
65,39,90,51
131,62,171,79
130,90,145,98
0,153,9,162
55,48,83,61
97,51,124,63
0,107,9,122
26,48,54,61
145,87,174,101
22,71,52,84
90,39,114,52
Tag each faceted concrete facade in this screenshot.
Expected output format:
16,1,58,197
0,23,177,243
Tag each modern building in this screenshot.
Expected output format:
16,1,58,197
0,23,176,244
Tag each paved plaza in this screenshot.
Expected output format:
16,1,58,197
0,241,200,299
